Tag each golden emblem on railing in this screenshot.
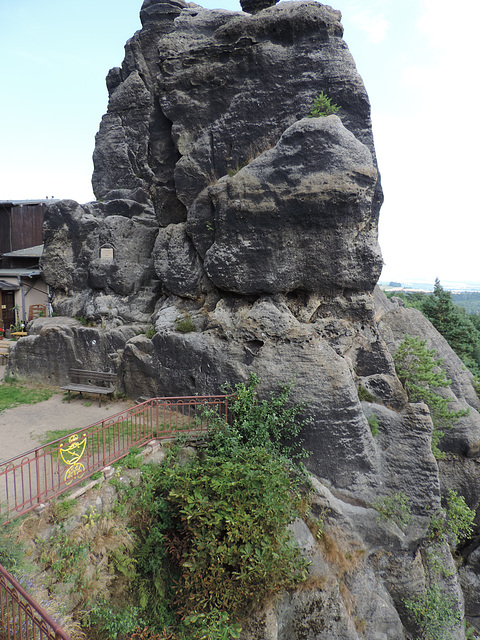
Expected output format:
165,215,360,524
60,434,87,485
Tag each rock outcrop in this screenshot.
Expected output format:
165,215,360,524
7,1,480,637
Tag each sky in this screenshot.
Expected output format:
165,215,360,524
1,0,479,285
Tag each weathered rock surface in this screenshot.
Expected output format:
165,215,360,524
7,1,480,637
189,116,381,295
41,199,159,324
93,0,382,227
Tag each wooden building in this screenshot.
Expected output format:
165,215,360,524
0,201,51,334
0,200,47,254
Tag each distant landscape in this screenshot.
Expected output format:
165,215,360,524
379,279,480,293
379,279,480,316
379,280,480,320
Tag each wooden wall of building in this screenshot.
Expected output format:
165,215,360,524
0,203,45,253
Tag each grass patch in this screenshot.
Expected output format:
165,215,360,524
0,378,54,412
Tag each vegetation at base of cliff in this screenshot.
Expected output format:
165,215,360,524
308,91,340,117
116,374,310,637
387,279,480,377
130,447,308,631
6,374,309,640
394,334,469,459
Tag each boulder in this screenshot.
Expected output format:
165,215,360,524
188,116,381,295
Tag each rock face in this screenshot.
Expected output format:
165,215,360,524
8,1,480,637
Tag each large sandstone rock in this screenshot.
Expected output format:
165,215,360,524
7,1,479,637
188,116,381,295
93,0,382,231
41,199,159,324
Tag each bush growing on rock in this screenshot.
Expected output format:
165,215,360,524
394,334,469,458
308,90,340,117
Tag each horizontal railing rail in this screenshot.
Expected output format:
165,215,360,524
0,394,230,523
0,563,72,639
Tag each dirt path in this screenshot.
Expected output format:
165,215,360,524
0,364,133,463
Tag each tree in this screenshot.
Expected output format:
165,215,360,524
394,334,468,459
420,278,480,375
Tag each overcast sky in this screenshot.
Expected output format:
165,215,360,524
1,0,479,285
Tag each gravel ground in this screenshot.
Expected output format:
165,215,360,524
0,364,133,463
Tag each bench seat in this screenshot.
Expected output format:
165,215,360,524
0,343,10,364
61,369,117,406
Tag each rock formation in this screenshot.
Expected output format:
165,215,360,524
7,1,480,637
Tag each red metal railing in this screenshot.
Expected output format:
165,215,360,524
0,394,230,523
0,564,72,639
0,393,230,639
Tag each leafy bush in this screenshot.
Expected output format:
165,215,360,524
124,375,312,634
308,91,340,117
394,334,468,458
89,600,142,639
445,489,475,546
135,449,308,623
207,372,311,461
372,492,412,531
404,585,461,640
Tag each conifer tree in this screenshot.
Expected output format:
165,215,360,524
421,278,480,376
394,334,468,458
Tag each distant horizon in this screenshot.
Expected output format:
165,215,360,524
378,278,480,293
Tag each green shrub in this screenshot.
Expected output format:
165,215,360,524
174,313,196,333
428,490,475,548
89,600,143,639
372,492,412,531
180,610,241,640
404,585,461,640
308,91,340,117
145,449,308,618
206,372,311,462
445,489,475,546
367,413,379,437
394,334,469,459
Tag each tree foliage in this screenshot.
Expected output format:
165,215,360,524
404,584,461,640
394,334,468,458
420,279,480,376
121,375,311,638
308,91,340,117
206,373,311,461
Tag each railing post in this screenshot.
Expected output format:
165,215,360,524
35,449,41,505
150,399,154,439
102,421,106,467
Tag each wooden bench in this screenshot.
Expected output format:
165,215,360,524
61,369,117,407
0,342,9,365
